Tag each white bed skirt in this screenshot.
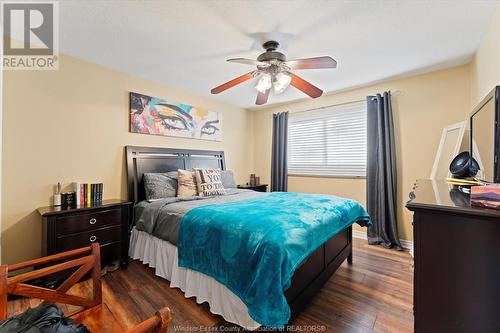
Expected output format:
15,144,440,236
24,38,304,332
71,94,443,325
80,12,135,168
129,228,260,329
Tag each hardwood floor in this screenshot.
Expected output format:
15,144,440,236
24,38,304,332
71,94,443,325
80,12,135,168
8,238,413,332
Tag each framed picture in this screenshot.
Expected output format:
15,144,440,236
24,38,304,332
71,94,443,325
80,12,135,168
430,121,466,179
129,92,223,141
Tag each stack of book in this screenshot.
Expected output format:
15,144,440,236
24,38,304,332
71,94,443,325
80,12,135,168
73,182,104,207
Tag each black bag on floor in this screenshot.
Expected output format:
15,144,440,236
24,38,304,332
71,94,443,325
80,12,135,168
0,303,89,333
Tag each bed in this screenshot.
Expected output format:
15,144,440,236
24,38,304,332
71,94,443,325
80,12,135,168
125,145,369,328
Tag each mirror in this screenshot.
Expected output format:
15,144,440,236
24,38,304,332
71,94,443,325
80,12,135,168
431,121,466,179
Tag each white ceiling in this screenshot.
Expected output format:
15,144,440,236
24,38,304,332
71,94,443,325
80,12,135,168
28,1,500,108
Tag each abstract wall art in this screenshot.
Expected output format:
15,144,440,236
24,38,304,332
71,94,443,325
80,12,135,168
130,92,223,141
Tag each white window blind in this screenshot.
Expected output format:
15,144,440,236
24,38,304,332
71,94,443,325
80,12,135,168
288,101,367,177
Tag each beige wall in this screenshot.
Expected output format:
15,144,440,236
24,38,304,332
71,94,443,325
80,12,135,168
4,3,499,262
470,2,500,106
252,65,472,241
1,54,254,264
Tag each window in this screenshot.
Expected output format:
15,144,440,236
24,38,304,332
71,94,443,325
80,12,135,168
288,101,367,177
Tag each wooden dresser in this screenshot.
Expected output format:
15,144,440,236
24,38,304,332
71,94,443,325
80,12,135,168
406,180,500,333
38,200,132,274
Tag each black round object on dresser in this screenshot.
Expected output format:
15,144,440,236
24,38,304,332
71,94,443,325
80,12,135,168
449,152,480,178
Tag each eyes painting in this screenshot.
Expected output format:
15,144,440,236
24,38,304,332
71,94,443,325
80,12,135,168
154,103,220,138
201,125,217,135
130,93,222,141
154,103,193,132
201,121,220,136
162,115,189,131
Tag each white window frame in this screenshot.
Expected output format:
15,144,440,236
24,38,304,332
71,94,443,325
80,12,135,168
288,101,367,178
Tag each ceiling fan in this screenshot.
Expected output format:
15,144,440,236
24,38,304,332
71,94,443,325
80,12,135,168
210,40,337,105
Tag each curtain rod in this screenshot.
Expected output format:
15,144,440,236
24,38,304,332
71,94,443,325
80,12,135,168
292,90,401,115
292,99,367,115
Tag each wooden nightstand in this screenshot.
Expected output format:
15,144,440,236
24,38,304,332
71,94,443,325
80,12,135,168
237,184,268,192
38,199,132,275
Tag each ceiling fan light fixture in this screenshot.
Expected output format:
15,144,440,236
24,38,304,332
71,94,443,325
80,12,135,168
255,74,272,94
273,72,292,94
211,41,335,104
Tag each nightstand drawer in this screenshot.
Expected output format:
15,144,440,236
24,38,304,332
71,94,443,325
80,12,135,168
39,199,132,275
56,225,122,250
55,208,121,236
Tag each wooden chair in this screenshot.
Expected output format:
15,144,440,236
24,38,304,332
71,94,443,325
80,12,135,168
0,243,171,332
124,308,171,333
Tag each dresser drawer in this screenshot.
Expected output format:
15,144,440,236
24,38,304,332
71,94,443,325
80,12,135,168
55,208,122,236
56,225,122,251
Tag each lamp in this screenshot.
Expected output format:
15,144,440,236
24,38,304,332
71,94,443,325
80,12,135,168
254,74,272,93
273,72,291,94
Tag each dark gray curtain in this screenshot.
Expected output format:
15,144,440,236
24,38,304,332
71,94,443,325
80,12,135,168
271,112,288,192
367,92,402,250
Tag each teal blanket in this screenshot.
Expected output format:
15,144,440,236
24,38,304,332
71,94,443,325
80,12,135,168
177,192,370,327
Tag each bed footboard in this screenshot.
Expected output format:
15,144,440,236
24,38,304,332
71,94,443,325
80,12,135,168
285,225,353,319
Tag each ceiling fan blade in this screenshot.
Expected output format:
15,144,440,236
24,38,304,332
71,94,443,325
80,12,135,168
227,58,269,66
211,71,256,94
289,72,323,98
285,56,337,70
255,89,270,105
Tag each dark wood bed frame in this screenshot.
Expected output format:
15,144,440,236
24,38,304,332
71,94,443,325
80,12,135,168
125,145,353,321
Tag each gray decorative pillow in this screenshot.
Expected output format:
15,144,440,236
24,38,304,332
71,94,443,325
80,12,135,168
220,170,236,188
143,171,178,200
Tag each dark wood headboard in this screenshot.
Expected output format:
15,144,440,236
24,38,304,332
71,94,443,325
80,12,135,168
125,146,225,203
